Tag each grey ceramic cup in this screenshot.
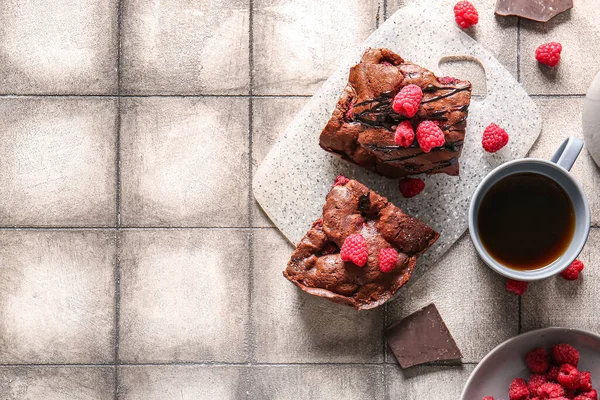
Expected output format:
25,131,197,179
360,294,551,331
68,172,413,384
469,136,590,281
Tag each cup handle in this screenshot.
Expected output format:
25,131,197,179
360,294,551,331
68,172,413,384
550,136,584,172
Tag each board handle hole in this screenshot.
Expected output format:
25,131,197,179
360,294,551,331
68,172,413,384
438,55,487,99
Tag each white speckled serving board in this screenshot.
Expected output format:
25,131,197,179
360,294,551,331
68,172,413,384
253,3,541,281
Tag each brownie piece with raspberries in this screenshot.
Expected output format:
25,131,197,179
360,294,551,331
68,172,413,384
319,48,472,178
283,176,439,310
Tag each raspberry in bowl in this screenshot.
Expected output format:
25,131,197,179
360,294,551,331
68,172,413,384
461,328,600,400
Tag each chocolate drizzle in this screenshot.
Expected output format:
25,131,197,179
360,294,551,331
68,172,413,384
366,141,463,154
353,87,470,132
421,86,471,104
398,158,458,174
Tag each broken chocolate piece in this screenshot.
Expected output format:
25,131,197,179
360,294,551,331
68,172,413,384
385,303,462,368
495,0,573,22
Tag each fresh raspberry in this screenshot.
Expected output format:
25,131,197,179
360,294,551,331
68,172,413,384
560,260,584,281
482,397,495,400
378,248,398,273
527,348,550,374
576,396,594,400
581,389,598,400
529,374,549,394
565,389,576,399
394,121,415,147
416,121,445,152
552,344,580,367
547,366,560,382
536,42,562,67
509,378,530,400
579,371,593,391
557,364,580,389
538,382,565,398
398,178,425,198
392,84,423,118
439,76,459,85
333,174,350,187
340,233,368,267
482,123,509,153
454,1,479,28
506,279,528,296
345,102,354,120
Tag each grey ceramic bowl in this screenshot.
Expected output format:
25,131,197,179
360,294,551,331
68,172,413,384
461,327,600,400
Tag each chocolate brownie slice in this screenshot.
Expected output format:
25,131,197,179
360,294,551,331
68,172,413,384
319,48,472,178
283,177,439,310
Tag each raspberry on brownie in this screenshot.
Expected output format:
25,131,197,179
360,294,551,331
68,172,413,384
319,48,472,178
283,176,439,310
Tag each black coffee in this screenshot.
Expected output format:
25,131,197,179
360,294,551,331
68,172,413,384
477,172,575,271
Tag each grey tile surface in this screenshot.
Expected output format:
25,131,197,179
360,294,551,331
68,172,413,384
0,0,118,95
252,229,384,363
520,0,600,94
387,0,518,81
0,366,114,399
1,0,599,398
252,0,382,95
251,97,309,226
387,234,519,363
522,228,600,332
120,97,250,227
119,366,248,400
386,364,475,400
249,365,384,400
0,97,118,227
119,229,250,363
121,0,250,95
528,97,600,226
0,230,116,363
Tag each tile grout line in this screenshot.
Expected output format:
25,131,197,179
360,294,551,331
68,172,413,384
0,361,479,368
518,296,522,333
1,224,598,231
0,93,313,99
0,226,280,230
383,301,389,399
382,303,388,362
0,93,587,99
247,0,257,381
383,357,389,400
516,16,522,336
114,0,124,398
517,17,521,83
114,231,122,398
0,361,481,367
383,0,388,20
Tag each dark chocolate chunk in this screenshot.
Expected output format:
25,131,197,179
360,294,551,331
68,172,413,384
495,0,573,22
358,193,371,213
385,303,462,368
